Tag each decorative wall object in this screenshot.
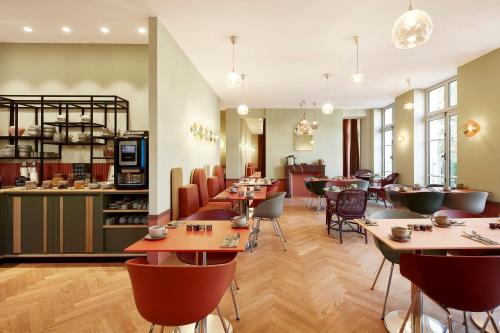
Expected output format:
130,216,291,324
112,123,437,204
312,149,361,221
462,120,480,137
190,122,219,143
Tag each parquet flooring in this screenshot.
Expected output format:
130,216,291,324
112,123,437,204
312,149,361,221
0,198,493,332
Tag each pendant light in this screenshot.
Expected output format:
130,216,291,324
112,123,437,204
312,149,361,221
322,74,334,115
226,35,242,88
403,78,414,110
237,74,249,115
350,36,365,83
311,102,319,130
295,101,313,135
392,0,433,49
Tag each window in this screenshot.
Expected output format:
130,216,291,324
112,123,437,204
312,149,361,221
426,77,457,186
382,106,393,177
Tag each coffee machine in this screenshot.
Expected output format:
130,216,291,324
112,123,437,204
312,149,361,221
114,131,148,189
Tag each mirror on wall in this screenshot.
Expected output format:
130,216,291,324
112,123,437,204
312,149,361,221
294,134,314,151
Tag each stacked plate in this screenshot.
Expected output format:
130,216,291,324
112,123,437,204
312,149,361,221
18,145,33,157
43,125,55,139
0,145,15,157
27,125,41,137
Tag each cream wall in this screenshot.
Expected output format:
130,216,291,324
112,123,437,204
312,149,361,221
265,108,343,179
148,17,220,215
457,48,500,201
0,43,148,162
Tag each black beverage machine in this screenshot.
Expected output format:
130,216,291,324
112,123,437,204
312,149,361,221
114,131,149,189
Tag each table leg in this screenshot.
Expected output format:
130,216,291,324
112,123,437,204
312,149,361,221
471,311,499,333
243,200,249,219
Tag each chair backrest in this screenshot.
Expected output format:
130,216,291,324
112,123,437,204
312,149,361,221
191,168,209,207
309,180,328,196
253,192,286,219
266,180,279,197
178,184,200,218
403,191,445,215
400,254,500,312
370,209,423,219
185,209,238,220
354,169,372,177
443,191,489,214
351,179,369,191
126,258,236,326
382,173,399,186
433,209,482,218
213,165,226,191
370,209,423,263
335,189,368,219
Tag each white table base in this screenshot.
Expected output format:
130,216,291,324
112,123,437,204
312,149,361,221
384,310,448,333
174,314,233,333
471,312,499,333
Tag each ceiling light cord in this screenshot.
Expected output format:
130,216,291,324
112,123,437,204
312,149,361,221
354,36,360,74
408,0,413,10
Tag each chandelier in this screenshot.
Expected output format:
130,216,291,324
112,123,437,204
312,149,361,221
226,35,242,88
392,0,433,49
295,101,313,135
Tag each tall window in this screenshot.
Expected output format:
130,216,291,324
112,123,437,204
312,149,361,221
426,78,458,186
382,106,393,177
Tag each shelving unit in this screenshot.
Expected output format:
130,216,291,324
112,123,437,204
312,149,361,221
102,225,149,229
103,209,149,213
0,95,129,183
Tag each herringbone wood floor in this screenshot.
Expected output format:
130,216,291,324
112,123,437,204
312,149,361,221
0,198,493,332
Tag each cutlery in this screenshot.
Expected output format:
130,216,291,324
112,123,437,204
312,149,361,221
462,232,491,245
471,231,498,245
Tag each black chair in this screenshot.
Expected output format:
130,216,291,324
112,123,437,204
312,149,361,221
327,189,368,244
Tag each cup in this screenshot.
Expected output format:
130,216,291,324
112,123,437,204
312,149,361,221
232,216,247,226
391,226,411,239
246,191,255,199
432,216,451,226
149,225,166,238
442,186,451,192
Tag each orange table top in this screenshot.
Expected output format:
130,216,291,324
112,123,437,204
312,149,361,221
213,186,267,201
124,220,252,253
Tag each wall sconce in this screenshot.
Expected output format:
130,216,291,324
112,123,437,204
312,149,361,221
462,120,480,137
396,134,405,143
190,122,219,143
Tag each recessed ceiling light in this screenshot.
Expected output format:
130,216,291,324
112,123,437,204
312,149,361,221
61,26,71,33
137,27,147,34
100,27,110,34
23,26,33,33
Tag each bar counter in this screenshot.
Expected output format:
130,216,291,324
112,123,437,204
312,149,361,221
0,186,149,260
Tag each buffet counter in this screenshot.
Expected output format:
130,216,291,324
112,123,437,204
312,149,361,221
0,187,149,260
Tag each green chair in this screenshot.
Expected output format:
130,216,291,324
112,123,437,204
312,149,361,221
370,209,446,320
309,179,329,212
402,191,445,215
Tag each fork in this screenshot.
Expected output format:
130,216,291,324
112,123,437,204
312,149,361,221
471,231,498,245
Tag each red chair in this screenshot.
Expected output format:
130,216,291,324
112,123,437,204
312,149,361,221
434,209,482,218
213,165,226,192
191,168,232,210
177,209,241,320
368,173,399,207
126,257,236,332
327,189,368,244
399,254,500,333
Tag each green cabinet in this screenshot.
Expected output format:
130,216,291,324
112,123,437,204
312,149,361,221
4,194,102,255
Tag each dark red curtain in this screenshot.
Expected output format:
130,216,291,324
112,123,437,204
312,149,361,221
257,119,266,176
342,119,360,177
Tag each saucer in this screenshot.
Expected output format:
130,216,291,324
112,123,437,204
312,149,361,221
388,234,411,242
433,223,451,228
145,234,166,241
231,221,250,229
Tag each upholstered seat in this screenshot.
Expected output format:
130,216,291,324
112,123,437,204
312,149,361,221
191,168,232,210
213,165,226,192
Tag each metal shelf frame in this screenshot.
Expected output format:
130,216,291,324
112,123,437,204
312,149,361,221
0,95,129,183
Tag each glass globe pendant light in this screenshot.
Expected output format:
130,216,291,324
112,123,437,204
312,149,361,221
392,0,433,49
237,74,249,115
403,78,414,110
226,35,242,88
311,102,319,130
350,36,365,83
322,73,334,115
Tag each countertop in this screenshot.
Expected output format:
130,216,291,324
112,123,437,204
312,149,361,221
0,187,148,194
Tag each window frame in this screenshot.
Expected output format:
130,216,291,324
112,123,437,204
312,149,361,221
425,77,457,186
382,104,394,177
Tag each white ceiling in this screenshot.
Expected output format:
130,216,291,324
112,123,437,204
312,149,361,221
1,0,500,109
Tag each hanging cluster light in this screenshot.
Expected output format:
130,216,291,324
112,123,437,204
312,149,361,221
392,0,433,49
350,36,365,84
322,73,334,115
226,35,242,88
295,101,313,135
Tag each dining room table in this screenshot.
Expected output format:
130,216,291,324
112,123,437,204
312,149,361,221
213,185,268,219
234,177,272,186
125,219,253,333
358,217,500,333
